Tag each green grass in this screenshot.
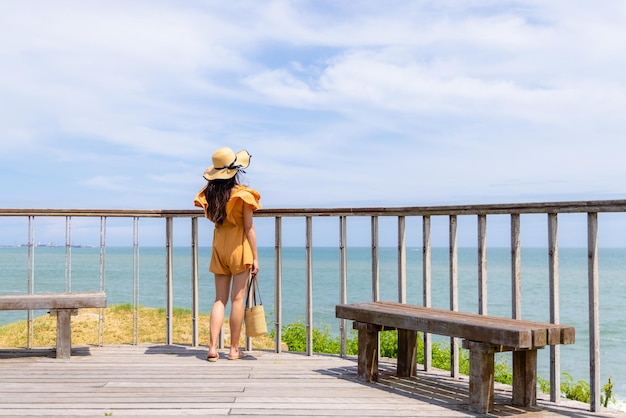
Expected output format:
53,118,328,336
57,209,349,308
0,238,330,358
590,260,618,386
0,304,275,349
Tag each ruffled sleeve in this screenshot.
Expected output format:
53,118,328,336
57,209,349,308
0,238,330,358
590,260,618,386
226,185,261,225
230,185,261,209
194,185,209,218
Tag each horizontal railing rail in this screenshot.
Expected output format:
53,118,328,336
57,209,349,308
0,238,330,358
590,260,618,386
3,199,626,412
3,198,626,217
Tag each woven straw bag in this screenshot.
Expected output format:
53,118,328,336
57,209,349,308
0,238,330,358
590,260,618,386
245,275,267,337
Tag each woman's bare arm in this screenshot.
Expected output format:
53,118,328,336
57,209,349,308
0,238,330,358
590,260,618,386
243,203,259,276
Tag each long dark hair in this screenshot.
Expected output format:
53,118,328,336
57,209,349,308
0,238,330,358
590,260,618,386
204,174,239,225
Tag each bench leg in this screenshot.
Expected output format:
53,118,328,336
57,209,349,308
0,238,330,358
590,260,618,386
51,309,77,359
512,349,538,407
397,329,417,377
467,341,495,414
355,322,379,382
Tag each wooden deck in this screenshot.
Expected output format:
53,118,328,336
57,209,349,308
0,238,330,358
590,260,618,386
0,344,623,417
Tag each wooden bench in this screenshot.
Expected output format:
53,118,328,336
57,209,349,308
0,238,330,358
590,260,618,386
336,301,575,413
0,292,107,359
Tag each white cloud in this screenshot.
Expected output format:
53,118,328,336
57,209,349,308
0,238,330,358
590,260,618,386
1,0,626,213
80,176,132,192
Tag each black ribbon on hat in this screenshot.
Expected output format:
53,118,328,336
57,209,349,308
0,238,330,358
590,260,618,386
216,155,248,173
217,156,241,170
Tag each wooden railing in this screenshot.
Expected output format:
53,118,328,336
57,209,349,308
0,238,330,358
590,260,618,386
3,199,626,412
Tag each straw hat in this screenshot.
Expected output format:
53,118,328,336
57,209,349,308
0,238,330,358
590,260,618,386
203,147,251,181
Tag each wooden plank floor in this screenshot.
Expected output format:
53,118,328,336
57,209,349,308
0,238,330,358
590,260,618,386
0,344,623,417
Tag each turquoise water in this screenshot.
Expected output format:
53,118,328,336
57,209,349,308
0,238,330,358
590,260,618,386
1,246,625,404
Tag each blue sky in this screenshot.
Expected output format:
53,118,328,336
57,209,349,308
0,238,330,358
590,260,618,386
2,1,626,246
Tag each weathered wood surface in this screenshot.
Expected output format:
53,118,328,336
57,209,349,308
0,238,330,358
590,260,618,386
336,301,575,349
0,292,107,359
0,344,619,417
0,292,107,310
5,199,626,218
337,301,577,413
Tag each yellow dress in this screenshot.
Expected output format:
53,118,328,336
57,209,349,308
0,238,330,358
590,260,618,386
194,185,262,275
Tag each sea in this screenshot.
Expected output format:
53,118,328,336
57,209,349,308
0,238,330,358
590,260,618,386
1,245,625,408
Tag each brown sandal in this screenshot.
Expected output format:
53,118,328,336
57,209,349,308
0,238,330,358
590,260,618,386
206,352,219,362
227,350,246,360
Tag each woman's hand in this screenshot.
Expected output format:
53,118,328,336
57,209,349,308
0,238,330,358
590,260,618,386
251,259,259,276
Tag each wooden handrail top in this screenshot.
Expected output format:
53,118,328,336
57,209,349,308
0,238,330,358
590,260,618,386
3,198,626,218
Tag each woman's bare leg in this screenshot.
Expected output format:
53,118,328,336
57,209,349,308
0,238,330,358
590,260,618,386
228,269,250,358
208,274,231,357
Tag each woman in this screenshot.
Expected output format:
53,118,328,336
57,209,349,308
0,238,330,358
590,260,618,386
194,147,261,361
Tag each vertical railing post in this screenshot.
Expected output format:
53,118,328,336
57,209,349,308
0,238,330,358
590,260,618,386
165,217,174,345
588,212,600,411
477,214,488,315
371,215,381,363
132,217,140,345
305,216,313,356
548,213,561,402
510,213,522,393
27,216,35,349
64,216,72,292
511,214,521,319
397,216,406,304
274,217,283,353
191,217,199,347
98,216,107,346
449,215,459,378
422,215,432,371
371,216,380,302
339,216,348,358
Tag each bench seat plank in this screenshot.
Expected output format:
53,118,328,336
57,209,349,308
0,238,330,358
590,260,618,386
368,301,572,345
0,292,107,311
337,301,574,349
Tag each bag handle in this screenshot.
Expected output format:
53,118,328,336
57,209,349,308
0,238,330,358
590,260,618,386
245,273,262,308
